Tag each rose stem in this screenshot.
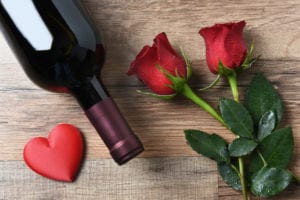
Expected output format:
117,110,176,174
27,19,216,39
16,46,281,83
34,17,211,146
227,72,248,200
180,83,226,126
181,78,248,199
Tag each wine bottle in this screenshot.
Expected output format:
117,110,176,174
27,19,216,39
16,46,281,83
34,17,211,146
0,0,144,165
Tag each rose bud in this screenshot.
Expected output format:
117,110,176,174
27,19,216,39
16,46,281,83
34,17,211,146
128,33,225,124
199,21,247,74
127,32,190,96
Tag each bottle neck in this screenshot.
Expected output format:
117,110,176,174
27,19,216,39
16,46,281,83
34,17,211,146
70,76,110,110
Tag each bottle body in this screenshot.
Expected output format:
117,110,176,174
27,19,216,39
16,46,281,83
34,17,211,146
0,0,107,108
0,0,143,164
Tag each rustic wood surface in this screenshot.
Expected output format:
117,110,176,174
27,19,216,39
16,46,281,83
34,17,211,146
0,0,299,199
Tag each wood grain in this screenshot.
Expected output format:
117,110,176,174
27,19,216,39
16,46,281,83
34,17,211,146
0,157,217,200
0,0,299,199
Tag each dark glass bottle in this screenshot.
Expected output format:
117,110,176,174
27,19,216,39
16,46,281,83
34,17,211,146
0,0,143,165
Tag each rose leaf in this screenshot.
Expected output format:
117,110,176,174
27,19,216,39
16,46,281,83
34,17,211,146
185,130,229,163
219,98,254,138
259,127,294,169
228,138,257,157
218,162,242,191
251,167,293,197
244,73,283,126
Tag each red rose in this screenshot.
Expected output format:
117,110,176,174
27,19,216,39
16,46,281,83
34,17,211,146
199,21,247,74
127,32,187,95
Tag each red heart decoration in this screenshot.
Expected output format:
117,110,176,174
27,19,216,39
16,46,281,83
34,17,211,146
23,124,83,182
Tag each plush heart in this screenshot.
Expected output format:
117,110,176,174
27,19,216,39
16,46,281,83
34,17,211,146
23,124,83,182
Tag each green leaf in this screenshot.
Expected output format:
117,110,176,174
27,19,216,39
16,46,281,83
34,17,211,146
244,73,283,126
228,138,257,157
185,130,229,163
257,110,277,141
218,162,242,191
251,167,293,197
247,152,264,176
219,98,254,138
260,127,294,169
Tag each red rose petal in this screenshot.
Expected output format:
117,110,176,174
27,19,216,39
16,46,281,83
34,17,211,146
127,32,187,95
199,20,247,74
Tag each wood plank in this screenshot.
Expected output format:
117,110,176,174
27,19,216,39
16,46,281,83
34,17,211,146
0,157,217,200
84,0,300,64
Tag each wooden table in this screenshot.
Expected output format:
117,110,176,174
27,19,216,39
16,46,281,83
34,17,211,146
1,0,299,199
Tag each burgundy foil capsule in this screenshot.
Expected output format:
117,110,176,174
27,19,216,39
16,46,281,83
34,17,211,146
85,97,144,165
